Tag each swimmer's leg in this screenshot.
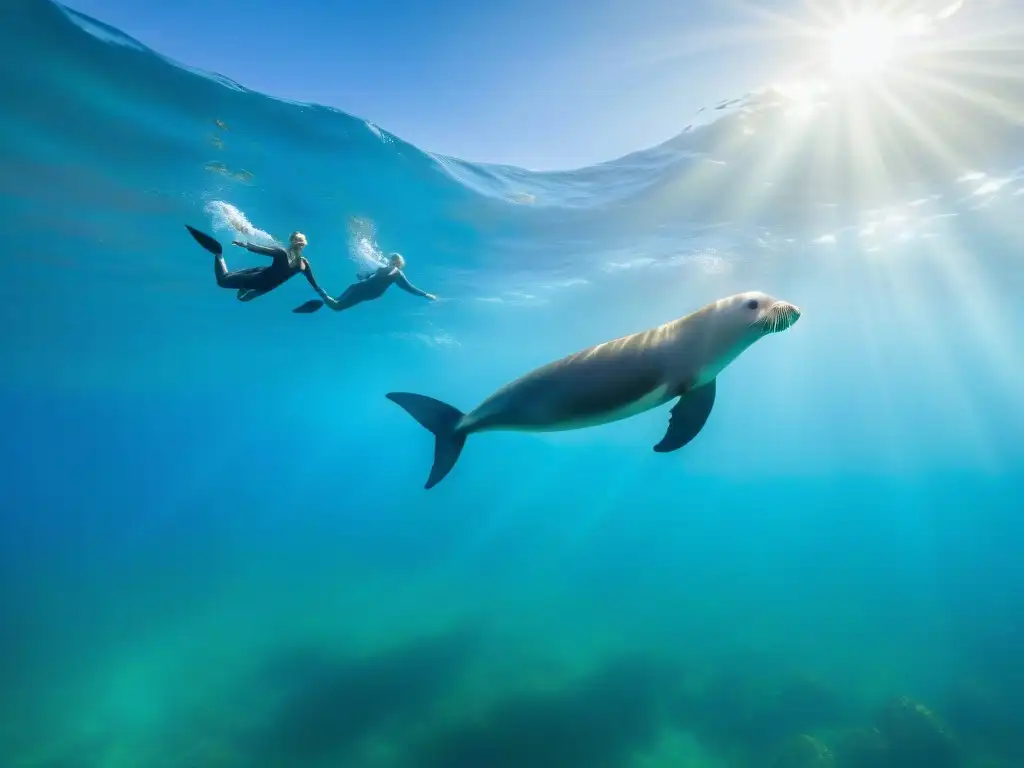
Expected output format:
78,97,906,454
215,259,266,290
329,285,367,311
187,225,279,298
293,283,375,315
185,224,267,291
293,285,366,314
237,288,269,302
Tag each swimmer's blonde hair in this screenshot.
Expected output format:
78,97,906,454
389,252,406,269
290,231,307,247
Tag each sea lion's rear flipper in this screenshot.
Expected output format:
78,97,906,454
653,378,716,453
292,299,324,313
185,225,223,256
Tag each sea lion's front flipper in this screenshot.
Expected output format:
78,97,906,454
653,378,716,453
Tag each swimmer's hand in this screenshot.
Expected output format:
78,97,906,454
425,293,437,301
231,240,245,248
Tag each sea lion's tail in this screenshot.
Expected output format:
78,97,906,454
386,392,467,490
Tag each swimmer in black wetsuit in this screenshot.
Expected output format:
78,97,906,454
292,252,436,314
185,225,329,303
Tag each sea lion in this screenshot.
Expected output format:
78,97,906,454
387,290,801,488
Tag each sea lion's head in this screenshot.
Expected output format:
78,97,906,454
719,291,801,340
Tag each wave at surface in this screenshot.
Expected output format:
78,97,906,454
35,0,1024,224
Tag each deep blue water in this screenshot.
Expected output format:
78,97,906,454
1,1,1023,766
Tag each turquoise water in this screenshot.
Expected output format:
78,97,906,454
2,1,1023,766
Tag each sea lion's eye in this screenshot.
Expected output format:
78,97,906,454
746,299,759,310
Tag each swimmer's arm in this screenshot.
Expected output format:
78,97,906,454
300,259,330,300
232,241,286,258
394,271,436,300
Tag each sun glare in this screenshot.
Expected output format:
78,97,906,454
828,14,900,79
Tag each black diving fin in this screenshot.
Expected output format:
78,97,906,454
292,299,324,314
185,225,223,256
